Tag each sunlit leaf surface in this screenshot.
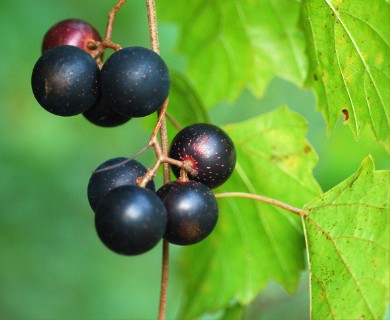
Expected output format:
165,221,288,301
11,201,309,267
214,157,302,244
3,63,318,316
157,0,307,107
302,0,390,151
303,156,390,319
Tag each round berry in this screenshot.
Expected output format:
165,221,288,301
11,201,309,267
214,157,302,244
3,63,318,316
88,157,155,212
157,180,218,245
83,97,131,127
100,46,170,118
31,45,100,116
169,123,236,189
42,19,102,55
95,185,167,255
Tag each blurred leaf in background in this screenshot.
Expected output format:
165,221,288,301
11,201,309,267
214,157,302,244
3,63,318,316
157,0,308,106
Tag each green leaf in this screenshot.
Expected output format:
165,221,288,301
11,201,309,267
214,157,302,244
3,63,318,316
168,71,211,129
301,0,390,151
157,0,308,107
179,106,322,319
302,156,390,319
220,303,245,320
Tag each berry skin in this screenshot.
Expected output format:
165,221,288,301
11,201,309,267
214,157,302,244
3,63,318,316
88,157,155,212
157,180,218,246
169,123,236,189
100,46,170,118
83,97,131,127
31,45,100,116
42,19,102,55
95,185,167,255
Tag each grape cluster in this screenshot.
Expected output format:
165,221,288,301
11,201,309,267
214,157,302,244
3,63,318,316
33,19,237,256
31,19,170,126
87,121,236,255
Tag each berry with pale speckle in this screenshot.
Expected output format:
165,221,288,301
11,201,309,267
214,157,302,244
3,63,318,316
31,45,100,116
42,19,102,55
100,46,170,118
169,123,236,189
157,180,218,245
95,185,167,255
87,157,155,212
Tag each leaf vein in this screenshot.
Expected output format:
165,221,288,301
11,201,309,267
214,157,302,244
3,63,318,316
223,191,253,299
305,214,377,318
235,163,292,283
333,17,359,133
311,271,337,319
307,202,387,212
269,0,304,80
323,0,388,128
305,0,332,120
339,10,390,48
334,235,389,252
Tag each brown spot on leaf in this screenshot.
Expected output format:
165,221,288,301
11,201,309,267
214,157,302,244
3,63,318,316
304,145,311,153
342,109,349,121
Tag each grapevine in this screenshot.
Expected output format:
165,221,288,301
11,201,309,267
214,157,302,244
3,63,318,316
30,1,389,319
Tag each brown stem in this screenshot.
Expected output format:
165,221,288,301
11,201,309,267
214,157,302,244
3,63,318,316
215,192,306,216
137,153,197,187
159,118,170,183
88,0,126,62
145,1,169,320
106,0,127,40
150,99,169,140
137,159,161,188
146,0,160,53
159,239,169,319
94,139,196,182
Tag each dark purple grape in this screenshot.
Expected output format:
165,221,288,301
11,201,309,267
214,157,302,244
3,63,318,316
87,157,155,212
31,45,100,116
83,97,131,127
100,46,170,118
169,123,236,189
157,180,218,245
95,185,167,255
42,19,102,55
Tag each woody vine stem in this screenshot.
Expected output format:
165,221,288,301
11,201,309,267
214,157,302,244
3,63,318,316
144,1,170,320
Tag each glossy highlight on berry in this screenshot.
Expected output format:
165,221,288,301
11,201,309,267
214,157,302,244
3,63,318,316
169,123,236,188
95,185,167,255
157,180,219,245
42,19,102,55
100,46,170,118
31,45,100,116
88,157,155,211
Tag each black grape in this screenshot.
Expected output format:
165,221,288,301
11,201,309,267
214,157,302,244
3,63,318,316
169,123,236,188
31,45,100,116
157,180,218,245
88,157,155,212
95,185,167,255
100,46,170,118
83,97,131,127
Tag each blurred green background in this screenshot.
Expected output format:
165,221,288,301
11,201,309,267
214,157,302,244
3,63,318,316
0,1,388,319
